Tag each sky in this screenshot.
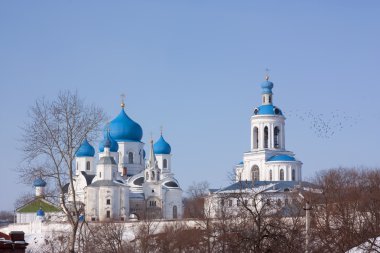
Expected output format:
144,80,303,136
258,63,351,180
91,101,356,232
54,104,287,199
0,1,380,211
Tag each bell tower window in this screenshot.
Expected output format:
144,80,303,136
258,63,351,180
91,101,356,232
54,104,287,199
280,169,284,181
86,161,90,171
163,159,168,169
253,127,258,149
264,126,269,149
274,127,280,149
292,169,296,181
251,165,260,181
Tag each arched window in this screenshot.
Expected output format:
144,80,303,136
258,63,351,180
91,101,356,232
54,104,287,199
280,169,284,181
128,152,133,164
86,161,90,171
264,126,269,148
253,127,259,149
157,171,160,181
269,95,272,104
151,171,155,181
173,206,178,219
269,170,273,181
251,165,260,181
76,162,78,170
146,172,149,180
274,127,280,149
292,169,296,181
163,159,167,169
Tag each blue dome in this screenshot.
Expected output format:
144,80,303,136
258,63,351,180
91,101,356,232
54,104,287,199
109,109,143,142
267,155,296,162
237,161,244,165
33,178,47,187
36,208,45,217
99,131,119,152
153,135,171,155
254,105,283,116
261,80,274,94
76,139,95,157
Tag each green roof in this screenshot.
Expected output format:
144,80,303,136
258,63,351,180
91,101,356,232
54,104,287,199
17,198,61,213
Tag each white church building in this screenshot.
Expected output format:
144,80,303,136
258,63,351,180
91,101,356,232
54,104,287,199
66,100,183,221
205,76,315,218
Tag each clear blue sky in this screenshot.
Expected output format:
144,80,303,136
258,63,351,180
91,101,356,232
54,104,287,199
1,1,379,211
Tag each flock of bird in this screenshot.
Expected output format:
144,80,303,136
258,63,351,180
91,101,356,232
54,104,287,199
284,109,359,139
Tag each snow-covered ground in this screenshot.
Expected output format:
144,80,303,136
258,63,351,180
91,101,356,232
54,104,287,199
346,238,380,253
0,220,199,253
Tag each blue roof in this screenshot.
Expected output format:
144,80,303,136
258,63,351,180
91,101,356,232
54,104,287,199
218,180,316,192
33,178,47,187
76,139,95,157
109,108,143,142
153,135,171,154
99,130,119,152
254,105,283,116
237,161,244,165
36,208,45,216
267,155,296,162
261,80,274,94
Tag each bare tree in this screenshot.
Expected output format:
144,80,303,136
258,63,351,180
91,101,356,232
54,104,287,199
19,91,105,253
308,168,380,252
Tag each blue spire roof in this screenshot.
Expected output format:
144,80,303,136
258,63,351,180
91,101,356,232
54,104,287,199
36,208,45,216
261,78,274,94
267,155,296,162
99,130,119,152
76,139,95,157
33,178,47,187
109,108,143,142
153,135,171,155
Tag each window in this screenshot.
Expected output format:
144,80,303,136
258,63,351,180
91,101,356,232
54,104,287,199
173,206,178,219
292,169,296,181
163,159,168,169
86,161,90,170
266,199,271,205
274,127,280,148
99,172,102,178
106,199,110,205
106,211,110,218
221,199,225,206
253,127,259,149
237,199,241,206
146,172,149,180
149,201,157,207
76,162,78,170
269,170,273,181
121,217,124,221
228,199,233,207
91,217,96,221
157,171,160,181
151,171,155,180
263,96,265,103
280,169,284,181
128,152,133,164
285,199,289,206
264,126,269,148
244,200,248,206
269,95,272,104
251,165,260,181
277,199,282,207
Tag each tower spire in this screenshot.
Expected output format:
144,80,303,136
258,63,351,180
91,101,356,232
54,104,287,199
148,138,156,167
120,93,125,108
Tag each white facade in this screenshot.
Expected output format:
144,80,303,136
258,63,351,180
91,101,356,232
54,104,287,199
67,103,183,221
